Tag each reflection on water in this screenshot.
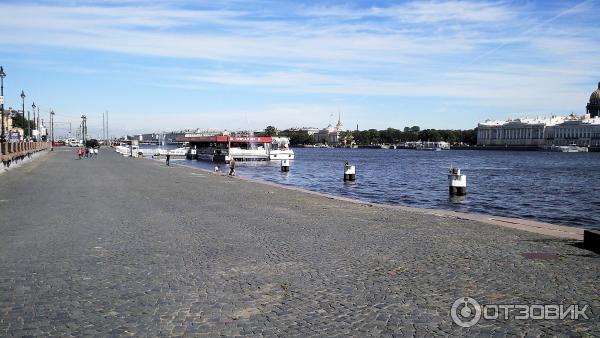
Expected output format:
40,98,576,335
449,195,466,204
153,146,600,229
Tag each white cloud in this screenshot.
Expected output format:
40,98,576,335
299,1,514,23
0,0,597,129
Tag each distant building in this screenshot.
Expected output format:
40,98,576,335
477,116,562,147
285,127,320,135
547,115,600,147
587,82,600,118
1,109,25,140
477,82,600,148
1,112,14,135
313,113,344,144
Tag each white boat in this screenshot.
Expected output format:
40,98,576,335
413,141,450,150
158,147,189,157
115,143,137,157
179,136,295,162
550,144,588,153
228,147,269,161
117,145,139,157
115,144,129,155
180,136,270,162
269,137,295,160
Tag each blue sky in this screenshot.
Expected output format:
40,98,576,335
0,0,598,137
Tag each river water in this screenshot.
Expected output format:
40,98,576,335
160,147,599,230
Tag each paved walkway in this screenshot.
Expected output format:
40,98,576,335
0,148,598,336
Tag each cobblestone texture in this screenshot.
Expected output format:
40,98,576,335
0,149,598,337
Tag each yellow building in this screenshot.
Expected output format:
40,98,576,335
1,112,25,140
1,113,13,133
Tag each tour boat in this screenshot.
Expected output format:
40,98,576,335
158,146,189,157
177,135,294,162
413,141,450,150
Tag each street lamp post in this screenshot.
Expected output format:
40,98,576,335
0,66,5,143
20,90,26,141
32,102,36,141
50,110,55,151
81,115,87,144
27,110,31,141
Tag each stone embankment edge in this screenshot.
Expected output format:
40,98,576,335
0,149,51,175
150,157,584,241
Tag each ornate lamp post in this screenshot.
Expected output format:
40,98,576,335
80,114,87,148
20,90,26,141
32,102,36,141
0,66,5,143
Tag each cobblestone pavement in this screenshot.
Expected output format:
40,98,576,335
0,149,598,337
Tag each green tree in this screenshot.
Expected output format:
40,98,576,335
380,128,401,144
11,113,35,137
418,129,441,142
279,130,314,145
367,129,380,144
264,125,278,136
461,129,477,145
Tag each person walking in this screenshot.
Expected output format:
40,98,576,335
77,147,84,159
93,147,98,158
166,154,171,166
228,158,236,176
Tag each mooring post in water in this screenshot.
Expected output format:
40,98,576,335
448,167,467,196
344,161,355,181
281,159,290,172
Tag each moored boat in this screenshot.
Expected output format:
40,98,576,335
269,137,295,160
548,144,589,152
178,135,294,162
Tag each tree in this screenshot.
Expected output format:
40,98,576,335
11,113,35,137
461,129,477,145
367,129,380,144
418,129,441,142
264,125,278,136
339,130,354,145
380,128,401,144
279,130,314,145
